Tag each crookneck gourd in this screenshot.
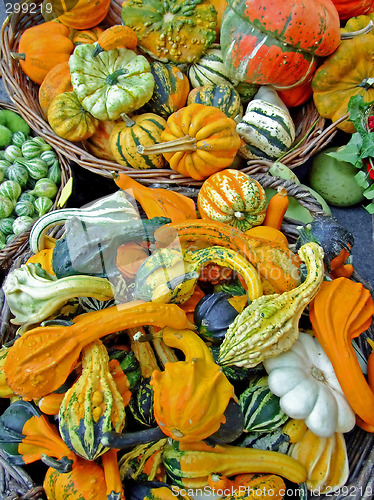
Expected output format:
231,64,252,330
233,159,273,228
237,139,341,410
59,340,126,461
133,245,263,304
4,302,189,400
218,242,325,368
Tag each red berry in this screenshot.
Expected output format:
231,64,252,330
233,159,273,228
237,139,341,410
368,115,374,131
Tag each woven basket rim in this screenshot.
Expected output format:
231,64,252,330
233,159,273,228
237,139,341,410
0,173,373,500
0,1,341,186
0,100,72,273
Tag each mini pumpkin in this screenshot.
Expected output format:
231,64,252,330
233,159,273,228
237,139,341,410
92,25,138,56
187,83,242,120
197,169,267,231
137,103,242,180
47,91,99,142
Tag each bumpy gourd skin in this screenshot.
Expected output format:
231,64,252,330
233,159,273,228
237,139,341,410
69,44,154,121
218,242,325,368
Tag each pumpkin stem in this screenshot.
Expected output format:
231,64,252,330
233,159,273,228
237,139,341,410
92,44,104,58
358,77,374,90
137,135,197,155
341,20,373,40
40,454,74,473
105,69,127,85
101,427,167,450
120,113,136,127
10,52,26,61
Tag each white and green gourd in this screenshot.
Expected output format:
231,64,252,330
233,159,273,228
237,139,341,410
29,178,58,199
6,163,29,188
15,158,49,180
188,44,240,88
14,199,35,218
21,137,51,159
0,196,14,219
0,179,22,205
12,215,34,235
236,85,296,161
0,216,16,235
11,131,29,148
3,145,22,163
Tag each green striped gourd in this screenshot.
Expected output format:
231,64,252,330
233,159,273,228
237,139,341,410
239,376,288,432
188,44,239,88
29,178,58,199
129,377,156,428
40,150,59,166
6,234,16,244
16,158,49,180
34,196,53,217
11,131,29,148
187,84,242,120
12,216,34,235
19,191,35,203
21,138,51,159
0,216,16,235
143,61,190,119
0,160,11,177
59,340,126,461
0,180,21,205
3,145,22,163
14,199,35,218
0,196,14,219
238,428,290,454
0,231,5,249
47,161,61,184
6,164,29,188
29,190,139,253
109,113,167,169
236,87,296,161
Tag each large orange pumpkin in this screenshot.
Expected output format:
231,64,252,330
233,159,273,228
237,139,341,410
46,0,111,29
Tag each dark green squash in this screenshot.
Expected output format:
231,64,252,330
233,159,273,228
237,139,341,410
194,291,245,344
209,345,254,383
204,399,244,445
142,61,190,118
187,83,242,120
108,348,142,390
295,215,354,272
129,377,156,428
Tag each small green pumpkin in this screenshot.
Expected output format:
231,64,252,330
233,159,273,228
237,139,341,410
129,377,156,428
187,83,242,120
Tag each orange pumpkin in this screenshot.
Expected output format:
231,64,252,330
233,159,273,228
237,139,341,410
38,61,73,119
71,25,105,45
13,21,74,85
92,25,138,56
84,120,119,160
49,0,111,29
138,104,242,180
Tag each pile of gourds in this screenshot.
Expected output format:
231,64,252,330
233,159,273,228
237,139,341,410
0,164,373,500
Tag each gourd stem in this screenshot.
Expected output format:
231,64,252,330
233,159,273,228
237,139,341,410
137,135,197,155
106,69,126,85
341,20,373,40
120,113,136,127
92,44,104,58
10,52,25,60
101,427,167,450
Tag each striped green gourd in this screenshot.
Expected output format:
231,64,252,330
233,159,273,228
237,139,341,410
6,164,29,188
238,428,290,454
3,145,22,163
188,44,239,88
58,340,126,461
0,180,21,205
187,83,242,120
29,178,58,199
6,233,16,244
12,215,34,235
0,216,16,235
236,98,296,161
34,196,53,217
16,158,49,180
29,190,139,253
0,150,5,160
14,199,35,218
0,231,6,249
0,160,11,177
0,196,14,219
128,378,156,428
21,138,51,159
47,161,61,185
40,150,58,166
11,131,29,148
0,170,4,184
239,375,288,433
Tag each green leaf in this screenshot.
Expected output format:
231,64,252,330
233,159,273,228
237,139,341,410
364,201,374,214
361,132,374,159
326,133,363,165
363,184,374,199
354,170,370,189
347,95,374,134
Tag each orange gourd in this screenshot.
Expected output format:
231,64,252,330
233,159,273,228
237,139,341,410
48,0,111,29
138,104,242,180
38,61,73,119
309,277,374,426
113,172,197,222
71,26,105,45
92,25,138,56
155,219,301,293
12,21,74,85
84,120,118,160
245,226,289,247
4,302,189,401
116,242,149,279
262,187,289,230
26,247,55,274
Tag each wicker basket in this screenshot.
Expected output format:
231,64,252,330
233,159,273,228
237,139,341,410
0,101,71,273
0,0,342,186
0,175,373,500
